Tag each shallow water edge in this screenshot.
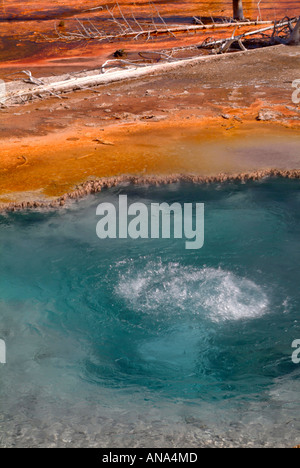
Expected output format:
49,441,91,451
1,178,300,447
1,169,300,213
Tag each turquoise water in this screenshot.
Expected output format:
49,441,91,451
0,178,300,447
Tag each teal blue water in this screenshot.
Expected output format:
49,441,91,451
0,179,300,447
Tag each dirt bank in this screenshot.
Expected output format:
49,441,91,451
0,44,300,209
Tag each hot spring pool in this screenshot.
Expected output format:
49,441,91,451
0,178,300,447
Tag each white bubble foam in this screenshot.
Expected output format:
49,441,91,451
116,262,269,323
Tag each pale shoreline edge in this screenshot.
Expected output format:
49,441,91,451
1,168,299,213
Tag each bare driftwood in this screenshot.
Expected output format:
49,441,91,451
268,16,300,45
51,2,274,44
283,18,300,45
3,53,246,106
19,70,62,99
55,19,275,42
199,17,299,53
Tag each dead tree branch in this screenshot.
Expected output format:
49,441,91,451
51,2,275,44
285,17,300,44
3,54,235,106
199,17,298,53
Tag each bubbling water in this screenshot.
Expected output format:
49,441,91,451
116,262,269,323
0,179,300,447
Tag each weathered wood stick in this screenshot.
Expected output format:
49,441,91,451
4,52,253,104
286,18,300,44
201,18,298,47
59,20,277,42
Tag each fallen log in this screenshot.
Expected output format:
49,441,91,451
3,52,253,105
286,18,300,44
199,18,298,51
55,19,276,42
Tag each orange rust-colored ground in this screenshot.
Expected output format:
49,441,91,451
1,43,300,205
1,120,300,205
1,118,300,205
0,4,300,207
0,0,299,76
